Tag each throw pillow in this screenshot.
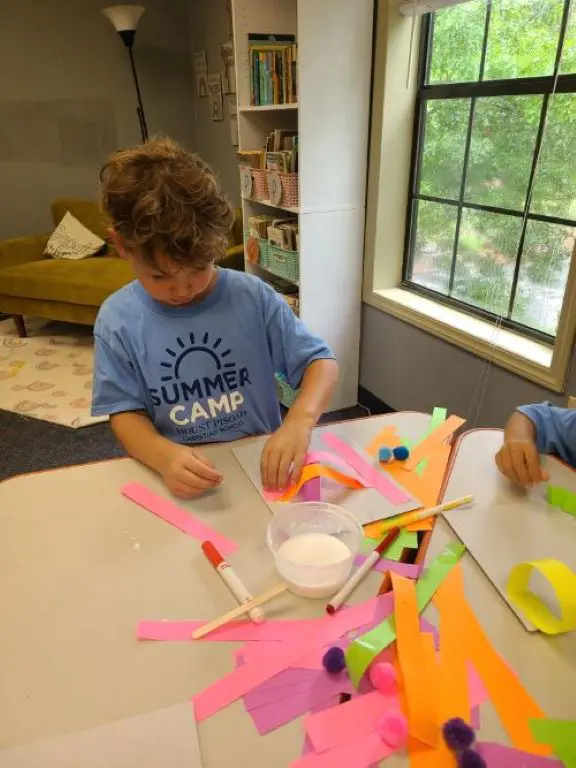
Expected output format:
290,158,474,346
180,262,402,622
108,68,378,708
45,211,105,260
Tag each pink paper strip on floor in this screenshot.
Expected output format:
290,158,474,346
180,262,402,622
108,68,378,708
192,596,386,722
321,433,411,505
122,482,237,555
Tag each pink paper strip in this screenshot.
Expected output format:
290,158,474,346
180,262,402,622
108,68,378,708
305,690,399,753
301,475,322,501
353,554,422,578
247,676,354,734
122,482,237,555
137,618,320,643
291,731,393,768
305,451,367,484
477,742,563,767
321,433,410,505
244,670,323,711
471,706,481,730
192,596,386,722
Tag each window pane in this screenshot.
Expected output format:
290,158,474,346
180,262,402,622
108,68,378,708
484,0,564,80
409,201,457,293
560,4,576,74
512,221,574,335
427,0,486,84
420,99,469,200
452,209,522,315
531,94,576,221
465,95,542,210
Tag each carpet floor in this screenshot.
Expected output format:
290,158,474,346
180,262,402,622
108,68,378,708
0,406,368,482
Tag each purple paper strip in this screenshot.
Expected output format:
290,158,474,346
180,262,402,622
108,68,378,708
301,476,322,502
247,675,354,734
477,742,563,767
353,554,422,578
245,670,326,711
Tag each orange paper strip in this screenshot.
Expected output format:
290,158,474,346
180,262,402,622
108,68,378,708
366,426,401,457
391,573,438,747
402,416,465,471
434,564,551,757
274,464,364,502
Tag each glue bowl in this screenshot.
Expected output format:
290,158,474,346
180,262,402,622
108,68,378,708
266,502,363,599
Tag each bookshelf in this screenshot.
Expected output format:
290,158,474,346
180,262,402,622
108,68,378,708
231,0,374,410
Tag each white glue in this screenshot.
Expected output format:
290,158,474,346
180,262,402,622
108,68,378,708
275,532,353,598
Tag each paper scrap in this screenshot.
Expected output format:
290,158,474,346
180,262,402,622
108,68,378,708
507,558,576,634
322,432,412,505
265,463,364,502
391,573,438,746
345,542,466,687
192,597,388,722
121,482,236,555
353,554,422,578
403,407,448,477
384,529,418,560
305,450,366,483
443,564,551,756
301,475,321,502
401,415,465,471
530,719,576,767
546,485,576,515
244,669,326,711
477,741,564,767
290,730,393,768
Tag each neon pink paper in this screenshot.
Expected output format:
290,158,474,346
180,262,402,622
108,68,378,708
247,676,354,734
477,742,563,767
321,433,410,505
290,731,393,768
122,482,237,555
244,670,323,711
305,690,399,753
471,706,481,730
192,596,384,722
137,618,319,643
353,554,422,578
468,662,489,708
305,451,367,484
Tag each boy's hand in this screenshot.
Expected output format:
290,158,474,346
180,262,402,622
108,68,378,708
495,439,549,487
160,444,223,499
261,418,312,491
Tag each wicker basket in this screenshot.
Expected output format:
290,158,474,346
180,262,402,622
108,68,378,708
244,233,269,267
267,171,299,209
275,372,299,408
251,169,269,201
267,244,299,284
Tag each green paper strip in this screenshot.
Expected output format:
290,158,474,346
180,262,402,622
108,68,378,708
345,541,466,687
530,718,576,767
403,406,447,477
361,530,418,561
562,492,576,516
547,485,567,507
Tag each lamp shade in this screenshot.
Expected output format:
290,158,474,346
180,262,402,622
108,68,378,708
102,5,145,32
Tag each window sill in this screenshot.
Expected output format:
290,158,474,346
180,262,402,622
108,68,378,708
365,287,567,392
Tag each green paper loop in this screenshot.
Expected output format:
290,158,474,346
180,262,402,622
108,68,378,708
547,485,567,507
345,540,466,687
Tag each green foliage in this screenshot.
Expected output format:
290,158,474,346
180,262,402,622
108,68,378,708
410,0,576,336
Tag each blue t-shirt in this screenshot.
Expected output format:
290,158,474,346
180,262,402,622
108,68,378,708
518,401,576,468
92,269,333,444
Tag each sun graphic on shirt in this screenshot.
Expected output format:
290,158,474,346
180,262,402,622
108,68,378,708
160,333,235,382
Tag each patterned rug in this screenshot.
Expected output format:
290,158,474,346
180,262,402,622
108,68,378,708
0,317,105,428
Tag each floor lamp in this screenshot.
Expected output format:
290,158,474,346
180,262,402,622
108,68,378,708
102,5,149,142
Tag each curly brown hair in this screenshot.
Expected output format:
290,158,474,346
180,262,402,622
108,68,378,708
100,136,234,270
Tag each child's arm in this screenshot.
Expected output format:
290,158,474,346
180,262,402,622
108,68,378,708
110,411,222,499
261,358,338,490
495,410,547,486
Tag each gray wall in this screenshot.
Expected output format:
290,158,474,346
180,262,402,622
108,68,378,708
360,305,576,427
0,0,196,240
188,0,240,206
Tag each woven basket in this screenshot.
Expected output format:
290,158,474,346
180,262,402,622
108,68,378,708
244,233,269,267
267,172,299,208
251,169,269,201
267,244,299,284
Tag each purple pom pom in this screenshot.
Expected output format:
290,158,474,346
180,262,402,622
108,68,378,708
322,646,346,674
442,718,475,751
458,749,486,768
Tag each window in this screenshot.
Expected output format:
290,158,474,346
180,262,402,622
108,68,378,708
404,0,576,340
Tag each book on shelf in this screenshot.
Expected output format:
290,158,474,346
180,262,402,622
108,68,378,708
248,33,297,106
237,150,264,169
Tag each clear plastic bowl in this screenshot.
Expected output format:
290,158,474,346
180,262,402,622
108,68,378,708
266,502,363,598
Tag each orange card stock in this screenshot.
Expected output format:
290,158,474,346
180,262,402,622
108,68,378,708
391,573,438,747
402,416,465,471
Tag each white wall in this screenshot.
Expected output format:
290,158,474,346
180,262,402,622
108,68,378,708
187,0,240,206
0,0,196,240
360,305,576,426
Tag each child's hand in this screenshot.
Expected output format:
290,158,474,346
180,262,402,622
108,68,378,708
160,443,223,499
495,439,549,487
261,418,312,491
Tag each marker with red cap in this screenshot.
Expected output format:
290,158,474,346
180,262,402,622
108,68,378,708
201,541,264,624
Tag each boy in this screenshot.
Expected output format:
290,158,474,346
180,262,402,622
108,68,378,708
495,402,576,486
92,137,338,499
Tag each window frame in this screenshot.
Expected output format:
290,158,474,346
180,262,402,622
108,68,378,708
402,0,576,344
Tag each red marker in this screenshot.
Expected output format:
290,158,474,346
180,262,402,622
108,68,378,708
201,541,264,624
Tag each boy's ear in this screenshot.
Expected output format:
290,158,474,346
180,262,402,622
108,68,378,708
108,228,129,260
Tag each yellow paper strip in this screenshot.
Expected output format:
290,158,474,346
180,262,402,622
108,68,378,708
507,559,576,634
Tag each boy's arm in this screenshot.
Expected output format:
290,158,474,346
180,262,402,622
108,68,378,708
496,410,545,486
